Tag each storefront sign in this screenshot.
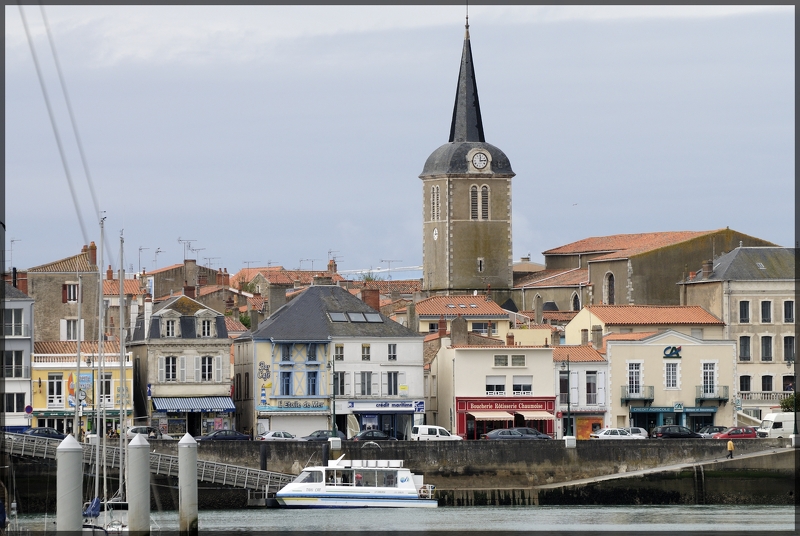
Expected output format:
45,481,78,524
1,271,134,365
344,400,425,413
630,407,674,413
257,361,271,380
683,407,717,413
663,346,682,358
673,402,684,412
465,400,546,412
257,400,329,411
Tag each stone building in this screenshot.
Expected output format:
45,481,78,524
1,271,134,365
2,282,35,432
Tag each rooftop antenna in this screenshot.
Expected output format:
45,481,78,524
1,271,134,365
328,249,340,261
153,248,163,268
177,237,196,260
8,238,21,272
380,259,403,281
138,246,149,274
243,261,259,272
204,256,221,270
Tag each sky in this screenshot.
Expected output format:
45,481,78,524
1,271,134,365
4,5,795,279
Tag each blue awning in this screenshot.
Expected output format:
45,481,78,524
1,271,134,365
152,397,235,413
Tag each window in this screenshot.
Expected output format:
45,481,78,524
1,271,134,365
470,186,478,220
585,372,597,404
559,371,569,403
201,356,213,381
511,355,525,367
702,363,715,395
691,328,704,339
387,372,399,396
761,375,773,392
2,393,26,413
627,363,641,395
165,319,176,337
512,375,532,395
282,345,291,361
472,322,496,335
665,362,678,389
430,185,440,221
360,371,372,395
572,294,580,312
65,283,78,303
333,371,345,396
605,273,615,305
761,336,773,361
739,336,751,361
477,257,484,273
480,186,489,220
388,344,397,361
165,356,177,382
485,375,505,395
334,345,344,361
48,373,63,407
307,344,317,361
761,301,772,323
99,373,112,404
494,355,508,367
784,301,794,323
782,376,794,392
3,350,24,378
66,319,79,341
739,300,750,323
4,309,23,336
307,371,318,395
244,372,249,399
201,319,212,337
280,371,292,396
235,373,241,401
784,336,795,362
428,323,438,333
739,375,751,392
361,345,371,361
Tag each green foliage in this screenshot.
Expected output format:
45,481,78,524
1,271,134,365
239,313,251,329
358,271,384,282
780,392,796,412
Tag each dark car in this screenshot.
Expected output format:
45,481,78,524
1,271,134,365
650,425,702,439
712,426,757,439
302,429,347,442
194,430,251,441
23,427,67,440
352,429,397,442
509,427,552,440
480,429,533,440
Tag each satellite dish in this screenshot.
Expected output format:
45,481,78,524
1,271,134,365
473,290,477,296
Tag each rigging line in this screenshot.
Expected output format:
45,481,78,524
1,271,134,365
39,5,117,269
17,3,89,245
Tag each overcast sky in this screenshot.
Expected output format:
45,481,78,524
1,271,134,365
4,5,795,279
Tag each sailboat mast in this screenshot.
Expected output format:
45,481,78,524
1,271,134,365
73,274,82,437
118,233,126,500
94,216,105,500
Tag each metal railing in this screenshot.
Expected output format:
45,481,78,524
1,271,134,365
1,366,30,378
695,385,730,401
3,323,31,337
1,433,295,493
620,385,654,400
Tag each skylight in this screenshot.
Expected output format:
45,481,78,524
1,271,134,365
364,313,383,323
446,304,456,308
329,312,348,322
347,312,367,322
459,304,467,308
756,262,766,270
469,304,478,308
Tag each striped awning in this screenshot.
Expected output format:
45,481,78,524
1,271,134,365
152,397,235,413
515,410,555,421
467,411,514,421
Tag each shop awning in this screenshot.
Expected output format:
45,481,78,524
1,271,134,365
467,411,514,421
152,397,235,413
515,411,555,421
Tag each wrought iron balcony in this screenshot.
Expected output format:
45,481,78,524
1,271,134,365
695,385,729,405
620,385,654,406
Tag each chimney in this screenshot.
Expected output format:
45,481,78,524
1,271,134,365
107,265,113,280
327,258,337,274
198,274,208,286
451,315,468,345
223,268,230,286
506,332,515,346
535,295,543,325
250,309,259,331
702,259,713,279
88,242,97,267
216,271,223,285
407,300,417,332
144,295,153,338
438,315,447,337
313,275,333,286
294,279,302,289
183,282,196,298
268,284,289,317
184,259,198,287
581,328,589,346
591,325,602,349
551,329,560,347
361,288,380,311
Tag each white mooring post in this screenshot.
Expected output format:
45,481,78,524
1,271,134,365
56,434,83,532
178,433,198,535
128,434,151,533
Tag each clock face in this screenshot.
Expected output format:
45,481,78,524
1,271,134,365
433,228,438,241
472,152,488,169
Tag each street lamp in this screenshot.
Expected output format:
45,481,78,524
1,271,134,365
561,354,572,437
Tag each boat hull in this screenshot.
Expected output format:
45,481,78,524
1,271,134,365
276,493,438,508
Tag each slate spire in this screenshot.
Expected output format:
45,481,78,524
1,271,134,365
448,22,485,143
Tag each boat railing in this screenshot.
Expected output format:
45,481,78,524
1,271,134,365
418,484,435,499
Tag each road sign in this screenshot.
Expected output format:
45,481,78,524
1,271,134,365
24,405,32,414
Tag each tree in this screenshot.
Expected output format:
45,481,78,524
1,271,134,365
239,313,251,329
780,392,796,413
358,271,384,282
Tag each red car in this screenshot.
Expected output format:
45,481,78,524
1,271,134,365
712,426,757,439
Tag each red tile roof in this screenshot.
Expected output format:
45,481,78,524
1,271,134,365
28,252,94,273
224,316,248,333
346,280,422,294
230,266,346,287
600,331,659,354
544,230,718,261
34,341,121,355
103,279,146,296
586,305,723,325
553,345,606,362
198,285,227,297
515,268,589,288
543,311,579,323
146,263,183,275
415,295,510,318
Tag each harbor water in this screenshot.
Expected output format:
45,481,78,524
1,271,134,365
12,504,795,532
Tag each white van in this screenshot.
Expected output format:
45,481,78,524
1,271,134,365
410,425,463,441
756,412,797,438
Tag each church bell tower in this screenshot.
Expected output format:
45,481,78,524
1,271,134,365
420,23,515,295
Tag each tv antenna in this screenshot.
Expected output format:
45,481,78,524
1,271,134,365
177,237,196,259
380,259,402,280
153,248,163,268
138,246,149,273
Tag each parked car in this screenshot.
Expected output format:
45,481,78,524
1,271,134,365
621,427,649,439
126,426,174,440
302,430,347,442
257,430,302,441
352,430,397,442
650,425,702,439
509,427,552,439
697,425,728,439
410,425,463,441
712,426,757,439
590,428,644,439
480,429,529,440
22,427,66,440
194,430,251,441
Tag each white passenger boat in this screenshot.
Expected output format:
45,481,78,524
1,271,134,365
276,456,437,508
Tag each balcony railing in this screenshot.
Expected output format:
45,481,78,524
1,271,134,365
47,396,64,409
620,385,654,406
739,391,792,401
1,365,30,378
485,390,506,396
695,385,730,404
513,390,532,396
3,323,31,337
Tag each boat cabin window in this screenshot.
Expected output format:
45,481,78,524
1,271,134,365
353,469,398,488
293,470,323,484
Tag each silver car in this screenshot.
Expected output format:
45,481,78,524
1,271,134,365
622,427,649,439
697,425,728,439
590,428,645,439
126,426,174,440
257,430,303,441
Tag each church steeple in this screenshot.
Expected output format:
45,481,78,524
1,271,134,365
448,21,485,143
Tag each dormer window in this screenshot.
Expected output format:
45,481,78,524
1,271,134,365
201,319,212,337
165,319,176,337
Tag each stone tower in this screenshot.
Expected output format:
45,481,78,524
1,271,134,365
420,23,515,295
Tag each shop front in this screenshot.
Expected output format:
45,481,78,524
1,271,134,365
256,398,330,437
456,397,556,440
336,399,425,440
151,396,235,437
629,405,718,432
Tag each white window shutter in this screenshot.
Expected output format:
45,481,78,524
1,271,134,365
381,372,388,396
569,370,579,404
344,372,351,396
597,371,606,405
399,371,406,386
60,319,67,341
355,372,361,395
371,373,379,396
158,357,165,383
214,356,222,382
179,356,186,382
194,357,200,382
